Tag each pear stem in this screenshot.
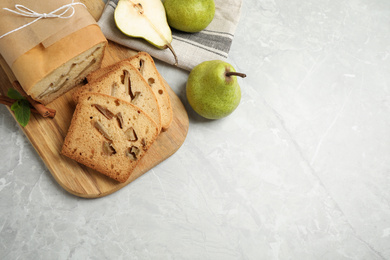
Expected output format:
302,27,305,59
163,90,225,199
225,72,247,78
166,43,178,66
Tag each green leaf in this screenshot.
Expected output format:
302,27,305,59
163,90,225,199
7,88,24,100
6,90,31,127
10,101,21,112
13,100,31,127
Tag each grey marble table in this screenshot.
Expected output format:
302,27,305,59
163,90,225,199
1,0,390,259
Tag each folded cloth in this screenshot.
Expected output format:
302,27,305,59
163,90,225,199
98,0,243,71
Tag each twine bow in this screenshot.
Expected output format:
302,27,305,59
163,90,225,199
0,0,86,39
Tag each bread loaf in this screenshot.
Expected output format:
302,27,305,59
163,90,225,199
11,25,107,105
61,93,159,183
87,52,173,131
73,61,162,131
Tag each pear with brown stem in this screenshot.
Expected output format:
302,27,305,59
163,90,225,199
186,60,246,119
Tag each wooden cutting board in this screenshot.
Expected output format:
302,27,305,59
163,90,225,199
0,0,189,198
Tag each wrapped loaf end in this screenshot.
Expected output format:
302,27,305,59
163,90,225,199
11,25,107,105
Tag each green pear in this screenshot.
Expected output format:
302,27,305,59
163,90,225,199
186,60,246,119
163,0,215,33
114,0,178,65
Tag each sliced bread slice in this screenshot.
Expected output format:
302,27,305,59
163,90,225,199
87,52,173,131
73,61,162,131
61,93,159,183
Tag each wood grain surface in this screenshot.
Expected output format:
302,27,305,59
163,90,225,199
0,0,189,198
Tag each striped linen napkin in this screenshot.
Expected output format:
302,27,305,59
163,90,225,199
97,0,243,71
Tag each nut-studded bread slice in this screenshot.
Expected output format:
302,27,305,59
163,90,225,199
87,52,173,131
61,93,159,183
73,61,162,132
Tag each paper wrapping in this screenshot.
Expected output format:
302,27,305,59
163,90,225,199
0,0,97,67
12,25,106,94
